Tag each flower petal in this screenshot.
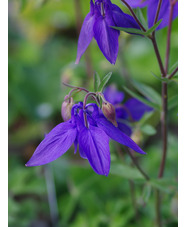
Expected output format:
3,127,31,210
93,13,119,64
111,4,141,29
115,106,128,120
79,125,110,176
96,117,146,154
103,85,125,105
148,0,178,30
124,98,153,121
117,122,132,136
25,122,77,166
75,12,95,64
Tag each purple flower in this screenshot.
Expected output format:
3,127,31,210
26,102,146,176
75,0,140,65
103,85,153,135
124,0,178,30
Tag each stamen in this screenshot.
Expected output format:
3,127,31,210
100,2,105,16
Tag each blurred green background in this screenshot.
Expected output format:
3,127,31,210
8,0,178,226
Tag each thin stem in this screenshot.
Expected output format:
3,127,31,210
121,0,146,32
153,0,163,26
158,82,168,178
167,66,178,79
127,148,150,181
62,82,89,93
83,92,97,127
165,2,175,74
150,36,166,77
158,2,175,179
68,88,79,98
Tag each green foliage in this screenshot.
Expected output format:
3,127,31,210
94,72,101,92
98,72,112,92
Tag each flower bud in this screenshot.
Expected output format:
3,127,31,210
61,95,74,122
102,101,118,127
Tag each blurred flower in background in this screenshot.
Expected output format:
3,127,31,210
103,84,153,136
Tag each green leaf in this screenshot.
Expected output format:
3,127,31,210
141,124,157,135
149,178,177,193
168,95,178,111
93,72,101,92
111,26,145,35
132,80,162,106
111,20,162,36
136,8,148,30
110,163,145,180
98,72,112,92
123,86,160,110
144,20,162,36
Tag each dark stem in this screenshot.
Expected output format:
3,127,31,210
153,0,163,26
149,2,176,226
63,82,90,93
167,66,178,79
127,148,150,181
121,0,146,32
158,2,175,179
83,92,97,127
158,82,168,178
165,2,175,74
150,35,166,77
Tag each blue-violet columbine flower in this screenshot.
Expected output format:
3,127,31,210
75,0,140,65
103,85,153,136
26,102,146,176
125,0,178,30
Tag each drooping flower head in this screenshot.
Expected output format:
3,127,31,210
124,0,178,30
26,99,146,176
76,0,140,65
